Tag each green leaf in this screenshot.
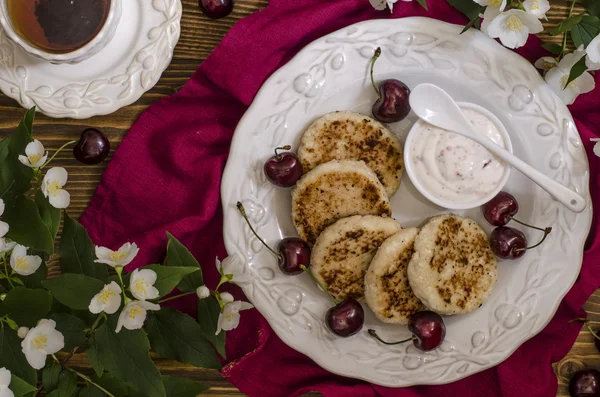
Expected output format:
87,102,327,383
49,313,86,351
77,386,104,397
0,328,36,385
0,109,34,208
549,14,584,36
143,264,200,297
460,15,480,34
42,274,104,311
541,43,563,55
90,372,129,396
5,317,18,331
146,308,221,370
571,15,600,48
35,190,61,240
415,0,427,10
86,336,104,378
162,376,209,397
197,296,226,358
95,317,166,397
59,213,108,282
43,362,62,393
565,55,588,89
57,370,77,397
9,375,37,397
4,196,54,254
165,233,203,292
3,287,52,327
446,0,483,24
584,0,600,17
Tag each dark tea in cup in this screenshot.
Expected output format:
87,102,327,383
6,0,111,54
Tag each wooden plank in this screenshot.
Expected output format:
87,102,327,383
0,1,591,396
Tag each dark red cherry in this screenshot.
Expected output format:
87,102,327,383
199,0,233,19
372,79,411,123
277,238,310,275
409,311,446,351
489,226,527,260
326,298,364,337
264,147,303,187
569,369,600,397
483,191,519,226
73,128,110,165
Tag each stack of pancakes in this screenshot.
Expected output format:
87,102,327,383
292,111,498,323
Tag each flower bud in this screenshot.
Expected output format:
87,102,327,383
196,285,210,299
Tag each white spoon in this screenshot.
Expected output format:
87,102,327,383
409,83,587,213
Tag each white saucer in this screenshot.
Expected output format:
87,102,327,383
0,0,182,119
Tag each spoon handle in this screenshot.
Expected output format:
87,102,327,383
466,132,587,213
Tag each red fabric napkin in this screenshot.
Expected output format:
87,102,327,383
80,0,600,396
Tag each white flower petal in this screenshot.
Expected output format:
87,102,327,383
523,0,549,19
481,6,502,34
369,0,387,10
0,221,8,239
196,286,210,299
138,301,160,311
220,292,234,303
45,167,68,186
0,199,5,217
586,55,600,71
472,0,487,5
89,282,122,314
94,246,116,266
587,34,600,63
48,189,70,209
136,269,157,285
18,155,32,168
23,349,46,370
534,56,557,71
239,302,254,311
130,269,159,300
0,240,16,254
17,327,29,339
25,140,44,158
0,368,10,386
593,141,600,158
21,320,64,369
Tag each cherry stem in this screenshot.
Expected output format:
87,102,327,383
370,47,382,100
40,140,78,169
515,225,552,252
236,202,281,259
571,318,600,325
300,265,340,305
584,322,600,342
274,145,291,161
368,329,416,345
509,217,548,233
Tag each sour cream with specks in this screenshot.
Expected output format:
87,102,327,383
409,108,507,204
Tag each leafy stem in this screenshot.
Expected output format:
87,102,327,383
158,291,195,304
52,354,116,397
115,266,130,304
40,140,78,170
2,254,14,289
62,313,105,366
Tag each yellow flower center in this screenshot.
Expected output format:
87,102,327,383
128,306,143,319
543,61,555,70
32,335,48,350
28,153,42,165
489,0,502,7
531,0,539,10
224,313,234,323
15,256,29,270
98,289,116,305
134,279,147,296
109,251,127,263
505,15,524,32
561,75,579,89
47,180,62,197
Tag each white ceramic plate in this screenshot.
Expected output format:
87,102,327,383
221,18,593,387
0,0,182,119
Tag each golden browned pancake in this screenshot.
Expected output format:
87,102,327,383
364,228,426,324
291,160,391,245
298,111,403,197
407,215,498,315
311,215,402,302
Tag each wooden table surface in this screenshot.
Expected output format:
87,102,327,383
0,1,594,396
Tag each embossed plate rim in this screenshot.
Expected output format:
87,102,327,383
221,17,593,387
0,0,182,119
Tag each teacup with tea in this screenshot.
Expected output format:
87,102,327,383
0,0,122,64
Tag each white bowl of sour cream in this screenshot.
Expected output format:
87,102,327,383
404,102,513,210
